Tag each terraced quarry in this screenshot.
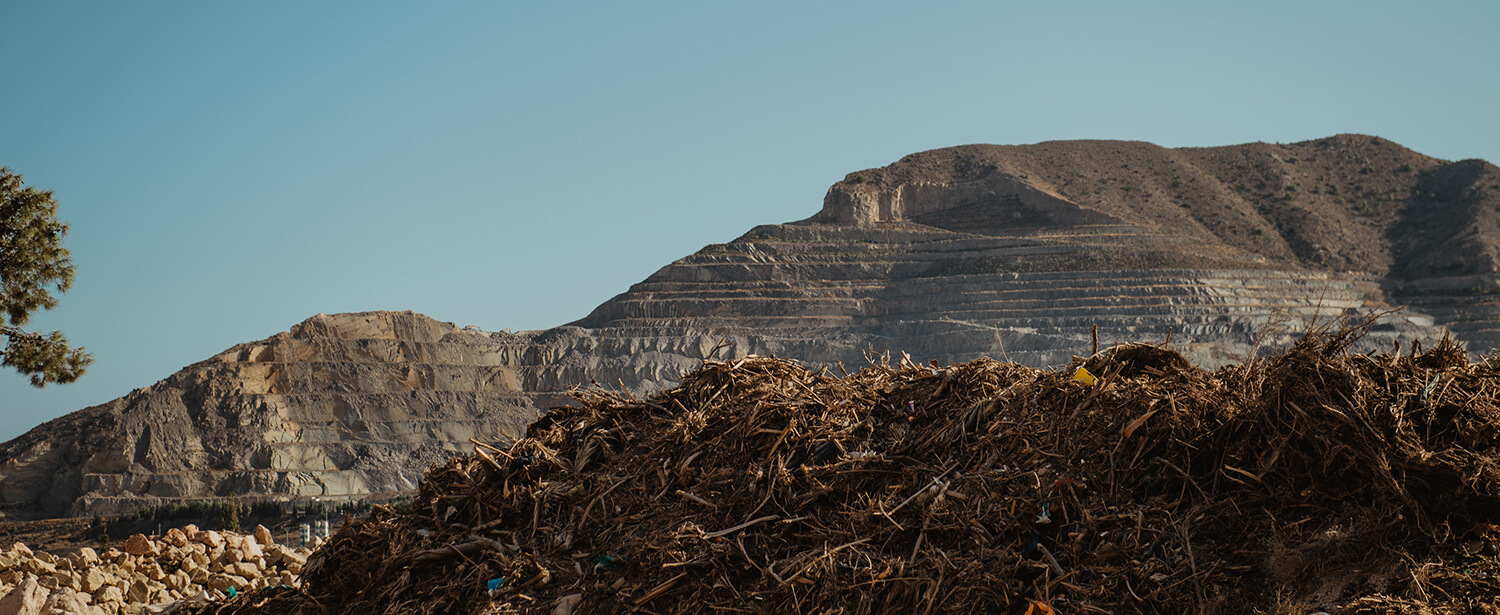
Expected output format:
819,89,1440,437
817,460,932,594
3,135,1498,517
578,220,1437,369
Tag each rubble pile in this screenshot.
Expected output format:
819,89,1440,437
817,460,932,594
199,323,1500,613
0,525,311,615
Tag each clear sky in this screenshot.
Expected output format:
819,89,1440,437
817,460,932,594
2,1,1496,440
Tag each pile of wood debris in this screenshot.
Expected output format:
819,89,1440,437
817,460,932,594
191,322,1500,614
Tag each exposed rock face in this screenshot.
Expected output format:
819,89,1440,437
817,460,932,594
4,135,1498,517
0,312,736,518
576,135,1497,367
0,312,545,517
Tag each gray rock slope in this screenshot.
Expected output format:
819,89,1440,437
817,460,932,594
5,135,1498,517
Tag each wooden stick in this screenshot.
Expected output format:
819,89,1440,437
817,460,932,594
474,448,503,472
784,539,870,584
765,424,794,462
469,438,512,459
413,537,507,563
1035,543,1065,577
885,465,957,517
633,572,688,606
704,515,780,539
676,490,716,508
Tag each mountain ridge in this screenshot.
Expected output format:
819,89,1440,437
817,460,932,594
5,135,1498,518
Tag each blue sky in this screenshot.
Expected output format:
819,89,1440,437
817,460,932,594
2,1,1497,440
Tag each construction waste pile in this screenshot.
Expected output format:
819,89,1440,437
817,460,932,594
189,323,1499,614
0,526,310,615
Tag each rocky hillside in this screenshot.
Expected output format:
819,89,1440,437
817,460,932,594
578,134,1500,365
0,312,736,519
4,135,1497,518
0,313,534,517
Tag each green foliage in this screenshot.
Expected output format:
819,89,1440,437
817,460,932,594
135,500,256,523
127,496,395,527
1,167,90,386
138,501,200,520
220,501,242,532
249,500,286,518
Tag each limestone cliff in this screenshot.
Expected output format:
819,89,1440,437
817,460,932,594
6,135,1499,518
0,312,539,516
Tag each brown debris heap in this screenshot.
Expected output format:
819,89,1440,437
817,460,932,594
198,323,1500,614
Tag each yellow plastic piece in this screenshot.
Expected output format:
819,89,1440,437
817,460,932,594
1073,366,1098,386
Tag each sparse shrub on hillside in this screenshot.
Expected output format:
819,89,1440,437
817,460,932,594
219,502,242,532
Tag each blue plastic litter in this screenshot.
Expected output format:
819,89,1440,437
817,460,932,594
591,553,627,572
1036,502,1053,524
